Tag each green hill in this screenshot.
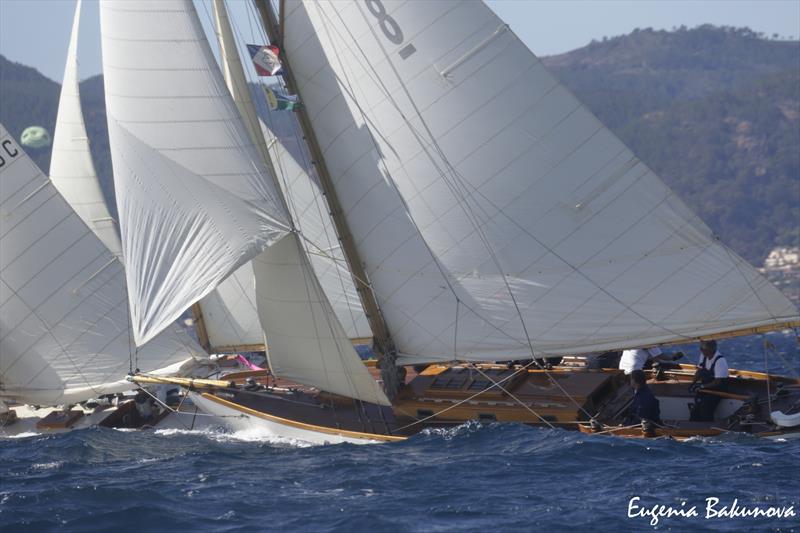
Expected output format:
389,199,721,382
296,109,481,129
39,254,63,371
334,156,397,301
0,25,797,264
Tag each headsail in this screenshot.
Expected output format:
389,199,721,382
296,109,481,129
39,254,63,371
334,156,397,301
50,0,122,258
265,125,372,341
0,125,205,406
254,233,390,406
208,3,381,404
200,0,370,346
100,0,290,346
282,0,798,364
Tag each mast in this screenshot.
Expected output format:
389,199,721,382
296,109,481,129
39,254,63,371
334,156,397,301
253,0,403,397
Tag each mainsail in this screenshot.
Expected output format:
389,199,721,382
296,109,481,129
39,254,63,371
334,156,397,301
50,0,122,258
282,0,798,364
99,0,290,346
0,125,205,406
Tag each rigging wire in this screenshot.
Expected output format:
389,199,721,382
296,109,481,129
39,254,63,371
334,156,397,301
394,359,554,431
466,363,557,429
762,334,773,416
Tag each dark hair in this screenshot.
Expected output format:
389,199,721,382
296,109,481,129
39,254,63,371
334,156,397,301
630,369,647,386
700,340,717,351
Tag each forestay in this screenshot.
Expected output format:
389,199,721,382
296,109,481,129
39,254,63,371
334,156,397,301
100,0,290,346
283,0,798,364
0,125,206,406
50,0,122,258
253,233,390,406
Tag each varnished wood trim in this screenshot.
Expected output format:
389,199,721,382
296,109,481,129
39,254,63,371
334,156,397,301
191,303,211,353
200,393,407,442
210,343,267,354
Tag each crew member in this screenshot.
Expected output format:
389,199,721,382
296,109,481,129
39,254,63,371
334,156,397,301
626,369,661,425
690,340,729,421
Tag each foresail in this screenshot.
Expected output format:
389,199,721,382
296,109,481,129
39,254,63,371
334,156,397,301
264,122,372,341
0,125,206,406
50,0,122,258
205,0,370,346
196,262,265,352
283,0,798,364
254,233,390,406
100,0,290,346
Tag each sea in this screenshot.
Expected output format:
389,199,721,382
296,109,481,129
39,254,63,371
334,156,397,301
2,333,798,532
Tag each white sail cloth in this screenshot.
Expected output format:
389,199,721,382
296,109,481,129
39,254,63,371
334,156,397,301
283,0,798,364
50,0,122,258
265,124,372,340
0,125,206,406
254,233,390,406
190,1,369,350
100,0,290,346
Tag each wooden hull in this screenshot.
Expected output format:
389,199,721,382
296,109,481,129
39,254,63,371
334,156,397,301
189,392,405,445
183,362,800,444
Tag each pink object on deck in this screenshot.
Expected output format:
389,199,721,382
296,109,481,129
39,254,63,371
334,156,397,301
236,354,264,371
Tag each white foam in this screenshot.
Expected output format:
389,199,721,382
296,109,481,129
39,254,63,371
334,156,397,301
32,461,64,470
1,431,41,439
152,426,316,448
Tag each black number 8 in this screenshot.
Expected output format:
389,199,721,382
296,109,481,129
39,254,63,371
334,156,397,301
365,0,404,45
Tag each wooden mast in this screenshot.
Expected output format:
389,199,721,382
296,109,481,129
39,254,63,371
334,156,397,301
252,0,403,397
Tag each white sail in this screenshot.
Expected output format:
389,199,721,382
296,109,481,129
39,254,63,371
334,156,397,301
264,122,372,341
283,0,798,364
253,233,390,406
50,0,122,258
0,125,206,406
99,0,290,346
206,3,382,405
200,0,370,347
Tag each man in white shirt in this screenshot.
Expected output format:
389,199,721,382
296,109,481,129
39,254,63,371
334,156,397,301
690,340,730,421
618,347,683,374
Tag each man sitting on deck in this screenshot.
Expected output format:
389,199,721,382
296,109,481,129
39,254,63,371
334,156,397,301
626,370,661,426
690,340,730,422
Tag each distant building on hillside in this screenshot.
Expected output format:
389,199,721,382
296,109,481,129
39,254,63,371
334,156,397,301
760,247,800,305
763,247,800,271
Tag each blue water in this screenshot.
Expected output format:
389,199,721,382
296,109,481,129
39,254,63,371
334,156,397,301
2,334,798,532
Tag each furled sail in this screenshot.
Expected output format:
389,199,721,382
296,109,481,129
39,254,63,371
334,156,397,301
253,233,390,406
0,125,206,406
50,0,122,258
99,0,290,346
283,0,798,364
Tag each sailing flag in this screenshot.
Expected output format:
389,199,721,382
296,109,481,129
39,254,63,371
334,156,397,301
247,44,283,76
264,86,302,111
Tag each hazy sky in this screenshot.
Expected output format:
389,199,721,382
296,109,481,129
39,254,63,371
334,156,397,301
1,0,798,83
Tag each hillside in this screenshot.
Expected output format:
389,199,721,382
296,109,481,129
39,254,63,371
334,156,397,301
541,25,799,263
0,25,798,265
